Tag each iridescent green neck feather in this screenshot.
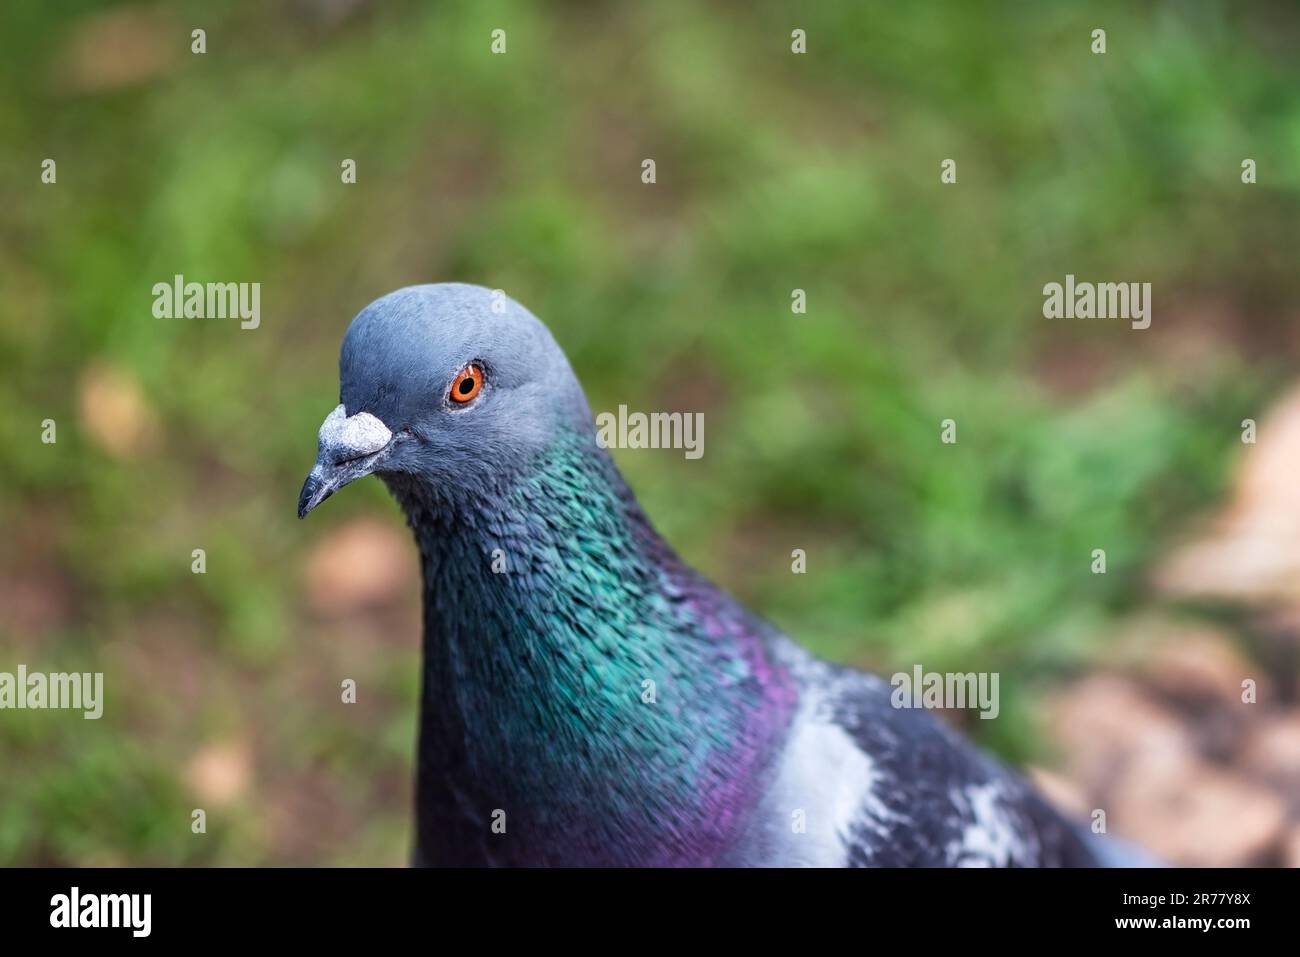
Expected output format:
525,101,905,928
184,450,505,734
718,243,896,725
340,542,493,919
384,429,795,865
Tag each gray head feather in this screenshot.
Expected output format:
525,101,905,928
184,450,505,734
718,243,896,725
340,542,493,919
300,283,594,516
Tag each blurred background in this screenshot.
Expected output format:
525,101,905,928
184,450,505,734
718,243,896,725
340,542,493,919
2,0,1300,866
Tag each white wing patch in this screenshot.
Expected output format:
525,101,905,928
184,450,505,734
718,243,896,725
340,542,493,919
760,690,903,865
945,782,1033,866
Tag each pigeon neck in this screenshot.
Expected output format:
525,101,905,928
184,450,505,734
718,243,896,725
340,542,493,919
386,429,795,865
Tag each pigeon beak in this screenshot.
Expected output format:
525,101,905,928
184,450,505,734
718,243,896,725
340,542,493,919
298,404,395,519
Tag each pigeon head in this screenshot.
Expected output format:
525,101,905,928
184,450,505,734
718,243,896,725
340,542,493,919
298,283,591,518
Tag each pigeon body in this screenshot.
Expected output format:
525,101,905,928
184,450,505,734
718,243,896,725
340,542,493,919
299,283,1108,867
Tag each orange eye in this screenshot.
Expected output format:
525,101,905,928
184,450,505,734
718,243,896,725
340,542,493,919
450,363,484,403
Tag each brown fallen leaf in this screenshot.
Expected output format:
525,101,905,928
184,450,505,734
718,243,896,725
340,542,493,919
1122,622,1268,708
52,6,180,95
185,742,252,807
1050,673,1194,790
302,517,412,616
1156,384,1300,605
1242,713,1300,789
1027,766,1090,819
1284,827,1300,868
78,361,161,459
1110,757,1287,866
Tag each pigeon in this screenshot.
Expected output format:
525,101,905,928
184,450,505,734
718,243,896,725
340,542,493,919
298,283,1149,867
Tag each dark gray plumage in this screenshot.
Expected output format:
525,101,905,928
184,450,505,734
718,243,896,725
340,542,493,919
299,283,1150,867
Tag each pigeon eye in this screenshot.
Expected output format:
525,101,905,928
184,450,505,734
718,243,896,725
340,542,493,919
450,364,484,404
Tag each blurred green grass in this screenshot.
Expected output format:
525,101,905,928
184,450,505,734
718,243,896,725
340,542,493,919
1,0,1298,864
